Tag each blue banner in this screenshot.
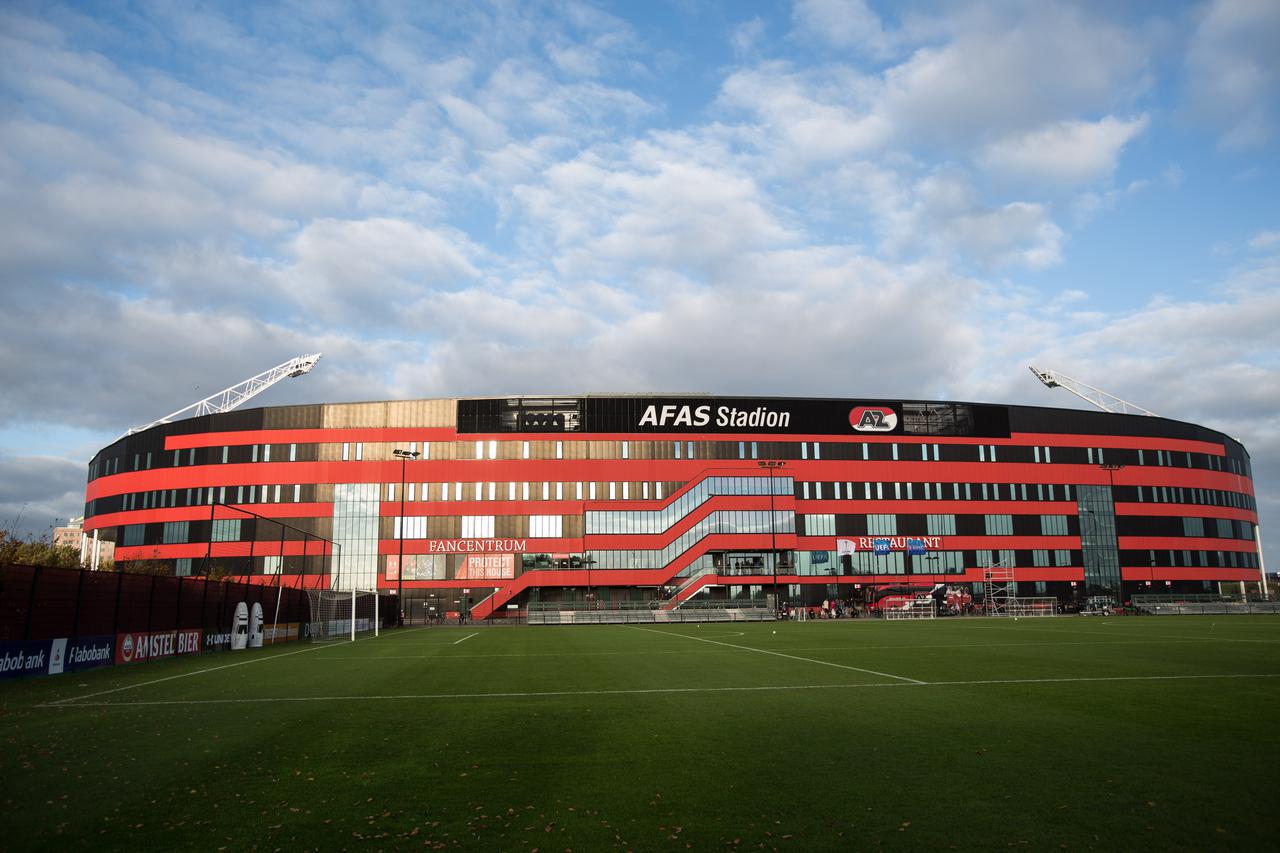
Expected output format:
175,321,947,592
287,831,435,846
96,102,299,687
0,636,116,679
873,538,891,556
0,640,54,679
907,538,928,556
65,636,115,672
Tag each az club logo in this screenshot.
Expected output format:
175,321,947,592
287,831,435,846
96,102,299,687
121,634,134,662
849,406,898,432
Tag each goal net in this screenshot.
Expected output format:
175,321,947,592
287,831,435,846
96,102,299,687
884,599,936,620
1007,597,1057,617
307,589,381,642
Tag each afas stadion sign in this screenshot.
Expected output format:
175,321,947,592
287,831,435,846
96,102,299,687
597,397,909,435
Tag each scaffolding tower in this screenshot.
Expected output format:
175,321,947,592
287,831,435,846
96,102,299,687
983,561,1015,616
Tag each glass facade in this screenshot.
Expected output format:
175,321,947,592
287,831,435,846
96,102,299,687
1077,484,1122,602
332,483,380,590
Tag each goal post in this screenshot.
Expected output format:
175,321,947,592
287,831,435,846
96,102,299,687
1007,597,1057,617
307,589,381,642
884,599,936,620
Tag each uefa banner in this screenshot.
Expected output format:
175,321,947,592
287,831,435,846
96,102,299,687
114,629,202,665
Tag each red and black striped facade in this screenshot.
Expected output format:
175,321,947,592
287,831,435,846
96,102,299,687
84,395,1261,617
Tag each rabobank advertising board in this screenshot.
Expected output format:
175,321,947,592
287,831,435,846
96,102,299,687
0,635,115,680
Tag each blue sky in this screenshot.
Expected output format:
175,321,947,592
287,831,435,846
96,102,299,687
0,0,1276,563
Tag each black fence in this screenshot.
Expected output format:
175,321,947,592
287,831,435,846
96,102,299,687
0,564,326,680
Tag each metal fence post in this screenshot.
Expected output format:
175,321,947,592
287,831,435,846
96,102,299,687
23,566,41,644
112,571,124,636
146,574,157,633
72,567,87,639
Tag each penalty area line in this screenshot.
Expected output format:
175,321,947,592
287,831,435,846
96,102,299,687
34,672,1280,709
630,626,926,684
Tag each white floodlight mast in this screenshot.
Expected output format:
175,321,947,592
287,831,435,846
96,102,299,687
122,353,322,438
1028,366,1159,417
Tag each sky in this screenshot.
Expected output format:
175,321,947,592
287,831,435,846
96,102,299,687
0,0,1276,564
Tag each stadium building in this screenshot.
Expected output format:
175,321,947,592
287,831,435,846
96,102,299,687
83,395,1263,619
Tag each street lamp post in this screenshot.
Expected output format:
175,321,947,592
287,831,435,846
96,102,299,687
393,448,420,627
758,460,786,610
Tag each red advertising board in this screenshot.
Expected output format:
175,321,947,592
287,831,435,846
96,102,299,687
455,553,515,580
115,629,202,665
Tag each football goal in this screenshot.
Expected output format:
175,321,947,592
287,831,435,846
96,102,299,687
1007,597,1058,617
307,589,381,642
884,599,936,620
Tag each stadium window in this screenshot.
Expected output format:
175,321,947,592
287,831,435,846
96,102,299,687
892,444,899,461
752,441,759,460
674,441,682,459
543,482,551,500
251,445,259,463
454,482,463,501
556,441,563,460
342,442,350,461
802,482,810,500
590,482,597,499
461,516,495,538
876,482,884,500
655,482,663,500
862,443,869,460
1041,515,1068,536
622,482,629,499
490,482,497,501
475,482,483,500
984,514,1013,535
609,482,617,500
522,441,530,459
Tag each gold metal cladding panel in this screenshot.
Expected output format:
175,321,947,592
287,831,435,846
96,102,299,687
320,399,459,429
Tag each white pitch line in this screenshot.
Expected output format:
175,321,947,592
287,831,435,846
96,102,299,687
34,672,1280,709
306,636,1227,662
630,626,926,685
45,641,333,706
453,632,479,645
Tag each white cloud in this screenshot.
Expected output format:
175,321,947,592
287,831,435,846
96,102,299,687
791,0,898,59
1185,0,1280,150
878,172,1064,270
878,3,1150,148
1248,230,1280,250
978,116,1150,186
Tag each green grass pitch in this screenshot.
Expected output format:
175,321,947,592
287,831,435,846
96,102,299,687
3,616,1278,851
